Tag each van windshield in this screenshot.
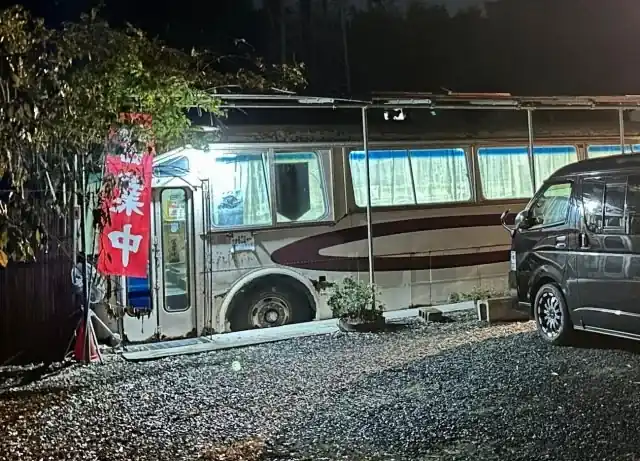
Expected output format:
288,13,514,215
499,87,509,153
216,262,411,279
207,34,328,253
530,182,572,227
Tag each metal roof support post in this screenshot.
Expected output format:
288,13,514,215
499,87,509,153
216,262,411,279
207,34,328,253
527,109,536,191
619,108,626,154
361,106,375,287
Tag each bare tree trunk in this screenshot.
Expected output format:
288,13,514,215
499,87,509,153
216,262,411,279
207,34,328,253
340,1,352,95
299,0,312,76
280,0,287,64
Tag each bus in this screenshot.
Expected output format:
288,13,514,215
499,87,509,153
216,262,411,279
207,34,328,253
109,117,640,343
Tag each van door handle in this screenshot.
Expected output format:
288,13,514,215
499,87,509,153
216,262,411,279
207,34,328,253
579,233,589,249
555,235,566,249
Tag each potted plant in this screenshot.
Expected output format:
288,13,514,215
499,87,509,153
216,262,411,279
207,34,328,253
327,277,386,332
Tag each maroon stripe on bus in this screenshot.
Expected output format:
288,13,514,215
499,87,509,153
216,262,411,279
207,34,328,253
270,212,516,272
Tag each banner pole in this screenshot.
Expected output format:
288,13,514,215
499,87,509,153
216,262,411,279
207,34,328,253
79,152,91,364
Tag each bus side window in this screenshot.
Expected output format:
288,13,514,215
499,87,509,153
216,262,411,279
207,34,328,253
477,145,577,200
587,144,640,158
348,148,472,207
274,151,329,223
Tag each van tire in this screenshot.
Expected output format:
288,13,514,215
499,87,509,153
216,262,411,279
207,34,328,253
229,280,314,332
533,283,573,346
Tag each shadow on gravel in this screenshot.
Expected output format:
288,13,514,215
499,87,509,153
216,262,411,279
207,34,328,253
568,331,640,354
0,361,77,391
0,385,82,427
380,320,420,333
0,384,86,401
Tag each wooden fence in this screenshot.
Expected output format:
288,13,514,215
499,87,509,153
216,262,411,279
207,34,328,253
0,256,77,365
0,200,78,366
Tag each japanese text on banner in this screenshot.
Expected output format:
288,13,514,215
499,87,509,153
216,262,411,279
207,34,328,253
97,117,154,277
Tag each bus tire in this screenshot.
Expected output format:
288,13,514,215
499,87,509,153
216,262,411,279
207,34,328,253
228,278,314,332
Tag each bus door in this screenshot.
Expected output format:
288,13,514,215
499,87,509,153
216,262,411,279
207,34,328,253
153,187,197,339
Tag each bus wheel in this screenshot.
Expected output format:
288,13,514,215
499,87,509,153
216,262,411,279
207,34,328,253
229,281,313,332
534,283,573,346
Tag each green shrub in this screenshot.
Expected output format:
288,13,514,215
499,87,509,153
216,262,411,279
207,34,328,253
327,277,385,322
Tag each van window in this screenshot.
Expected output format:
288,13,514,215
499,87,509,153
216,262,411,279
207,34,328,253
603,183,626,231
529,182,572,227
582,179,628,234
627,176,640,234
582,180,605,233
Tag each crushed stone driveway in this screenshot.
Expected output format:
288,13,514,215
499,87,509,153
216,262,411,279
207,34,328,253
4,313,640,460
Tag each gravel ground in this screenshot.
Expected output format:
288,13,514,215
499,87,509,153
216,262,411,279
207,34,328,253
4,312,640,460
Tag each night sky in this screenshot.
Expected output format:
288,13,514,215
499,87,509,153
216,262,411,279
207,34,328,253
0,0,637,97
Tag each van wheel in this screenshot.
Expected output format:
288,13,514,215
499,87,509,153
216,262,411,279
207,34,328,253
229,282,313,332
534,283,573,345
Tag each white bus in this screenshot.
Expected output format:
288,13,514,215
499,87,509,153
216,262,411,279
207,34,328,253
111,119,640,343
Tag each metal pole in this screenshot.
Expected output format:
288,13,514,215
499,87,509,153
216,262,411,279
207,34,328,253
72,154,78,265
79,153,90,364
619,108,626,154
361,107,375,286
527,109,536,191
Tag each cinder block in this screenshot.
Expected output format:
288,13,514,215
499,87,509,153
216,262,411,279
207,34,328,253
418,307,445,323
477,297,530,324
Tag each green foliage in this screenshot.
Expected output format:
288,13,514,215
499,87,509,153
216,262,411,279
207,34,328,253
0,6,305,266
448,286,510,303
327,276,385,322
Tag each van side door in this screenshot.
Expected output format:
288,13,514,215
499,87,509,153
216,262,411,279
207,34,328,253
574,174,640,336
514,180,578,307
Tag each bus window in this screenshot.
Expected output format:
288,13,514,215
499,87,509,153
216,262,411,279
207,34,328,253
533,146,577,187
349,150,414,207
348,148,471,207
478,145,576,200
210,152,272,228
587,144,640,158
409,148,472,204
478,147,534,200
274,152,329,223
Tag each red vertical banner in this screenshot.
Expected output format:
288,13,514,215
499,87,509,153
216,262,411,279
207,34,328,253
97,114,154,277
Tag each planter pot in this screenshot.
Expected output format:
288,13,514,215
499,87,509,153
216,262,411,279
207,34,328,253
337,315,386,333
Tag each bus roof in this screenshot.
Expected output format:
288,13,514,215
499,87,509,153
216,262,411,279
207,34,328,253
215,119,640,144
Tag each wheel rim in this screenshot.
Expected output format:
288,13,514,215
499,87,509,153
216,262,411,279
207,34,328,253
249,295,291,328
537,290,563,339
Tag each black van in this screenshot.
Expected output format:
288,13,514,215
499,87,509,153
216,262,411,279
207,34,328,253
505,154,640,345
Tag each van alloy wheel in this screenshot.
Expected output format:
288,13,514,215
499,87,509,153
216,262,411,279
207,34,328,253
536,289,563,339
